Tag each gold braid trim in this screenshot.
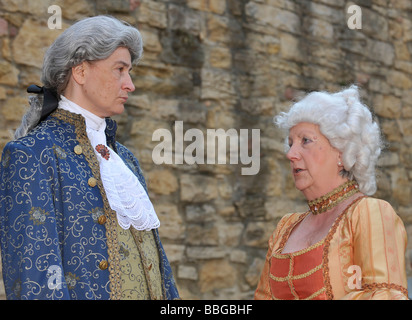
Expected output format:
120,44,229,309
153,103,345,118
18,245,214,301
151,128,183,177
362,282,409,297
271,287,326,301
277,212,309,253
273,238,324,259
51,109,122,300
269,263,323,282
322,196,368,300
308,180,359,215
304,287,326,300
287,256,299,299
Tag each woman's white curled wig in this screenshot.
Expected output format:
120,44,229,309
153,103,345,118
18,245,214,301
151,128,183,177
274,85,383,196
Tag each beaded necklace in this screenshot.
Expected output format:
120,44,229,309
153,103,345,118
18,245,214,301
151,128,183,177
308,180,360,215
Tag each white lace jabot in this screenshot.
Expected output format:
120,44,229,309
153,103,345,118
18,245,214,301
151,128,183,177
58,96,160,231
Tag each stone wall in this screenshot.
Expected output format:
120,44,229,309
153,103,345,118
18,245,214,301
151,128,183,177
0,0,411,300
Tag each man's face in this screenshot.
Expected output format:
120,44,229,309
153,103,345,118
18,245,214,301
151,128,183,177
78,47,135,118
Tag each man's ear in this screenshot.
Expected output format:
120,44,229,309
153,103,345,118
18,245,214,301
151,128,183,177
71,62,88,85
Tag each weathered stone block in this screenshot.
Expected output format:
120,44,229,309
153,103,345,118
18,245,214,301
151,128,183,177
56,0,93,19
373,94,402,119
147,169,178,195
160,29,204,68
12,19,66,69
186,204,215,222
187,0,226,15
155,204,185,240
178,265,198,281
186,246,226,260
0,18,8,37
245,2,301,34
1,96,27,122
280,33,305,63
200,68,235,101
245,257,264,287
187,222,219,245
136,0,167,29
209,46,231,69
168,4,203,35
199,259,236,292
243,221,276,248
180,174,218,202
0,60,18,86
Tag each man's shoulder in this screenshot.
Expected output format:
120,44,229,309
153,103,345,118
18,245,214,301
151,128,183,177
5,117,75,154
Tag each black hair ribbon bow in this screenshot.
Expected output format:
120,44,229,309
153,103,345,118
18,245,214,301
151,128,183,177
27,84,59,121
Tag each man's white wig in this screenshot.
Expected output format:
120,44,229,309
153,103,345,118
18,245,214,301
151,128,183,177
275,85,383,196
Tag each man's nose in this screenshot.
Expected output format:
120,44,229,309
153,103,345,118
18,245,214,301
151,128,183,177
123,73,135,92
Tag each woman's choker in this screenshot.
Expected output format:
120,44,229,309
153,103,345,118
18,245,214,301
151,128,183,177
308,180,360,215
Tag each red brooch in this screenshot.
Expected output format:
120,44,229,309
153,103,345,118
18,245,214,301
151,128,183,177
95,144,110,160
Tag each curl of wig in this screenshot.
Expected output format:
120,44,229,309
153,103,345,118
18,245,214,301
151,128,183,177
14,95,42,139
274,85,383,196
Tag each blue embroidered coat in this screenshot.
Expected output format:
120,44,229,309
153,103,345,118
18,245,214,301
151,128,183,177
0,109,179,300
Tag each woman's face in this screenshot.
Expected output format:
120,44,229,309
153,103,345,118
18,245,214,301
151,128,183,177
74,47,135,118
287,122,345,200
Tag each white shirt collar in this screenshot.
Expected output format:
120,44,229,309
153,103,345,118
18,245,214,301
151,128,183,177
58,95,106,132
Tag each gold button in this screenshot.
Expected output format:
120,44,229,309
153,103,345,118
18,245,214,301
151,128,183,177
98,215,106,225
99,260,108,270
88,177,97,187
74,145,83,155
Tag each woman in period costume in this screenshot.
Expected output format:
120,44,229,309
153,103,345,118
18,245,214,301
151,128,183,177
0,16,179,300
255,85,408,300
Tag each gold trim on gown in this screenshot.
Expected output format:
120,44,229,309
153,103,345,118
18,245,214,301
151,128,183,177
255,197,408,300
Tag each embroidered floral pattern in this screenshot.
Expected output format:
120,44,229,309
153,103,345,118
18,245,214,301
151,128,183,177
65,272,80,290
95,144,110,160
53,144,67,159
119,243,130,260
29,207,49,225
89,207,105,224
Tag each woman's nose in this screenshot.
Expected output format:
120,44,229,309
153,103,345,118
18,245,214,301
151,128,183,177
286,143,300,161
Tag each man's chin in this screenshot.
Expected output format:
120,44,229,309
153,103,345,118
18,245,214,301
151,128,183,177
108,105,125,117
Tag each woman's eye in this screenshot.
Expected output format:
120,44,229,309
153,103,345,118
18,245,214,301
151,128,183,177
302,137,312,144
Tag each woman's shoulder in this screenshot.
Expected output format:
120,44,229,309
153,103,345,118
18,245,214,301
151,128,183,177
351,196,395,215
347,196,400,226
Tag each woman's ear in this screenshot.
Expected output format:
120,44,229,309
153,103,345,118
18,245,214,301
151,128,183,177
337,152,343,167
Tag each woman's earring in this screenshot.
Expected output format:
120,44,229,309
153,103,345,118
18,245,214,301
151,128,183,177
338,161,342,166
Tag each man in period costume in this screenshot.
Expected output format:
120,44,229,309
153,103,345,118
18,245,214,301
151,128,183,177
0,16,179,300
